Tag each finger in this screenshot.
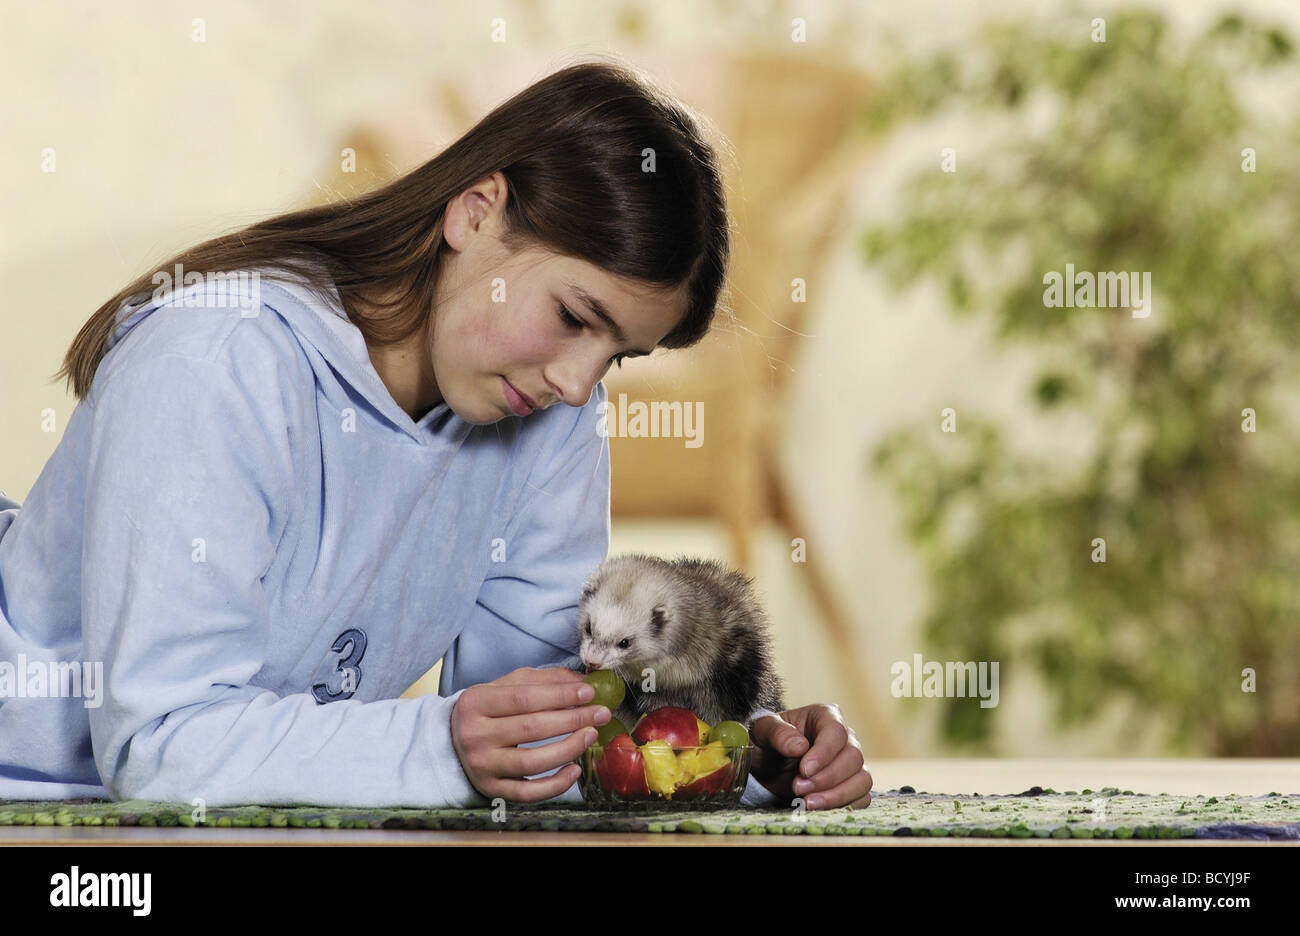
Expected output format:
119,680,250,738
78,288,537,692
487,703,611,747
801,769,874,811
795,711,849,779
473,680,596,718
751,714,810,760
495,725,600,780
493,666,587,687
847,788,874,809
791,741,864,797
484,762,586,804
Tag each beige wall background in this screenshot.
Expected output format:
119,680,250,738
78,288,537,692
3,0,1295,759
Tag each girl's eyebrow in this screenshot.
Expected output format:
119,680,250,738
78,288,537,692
567,283,654,356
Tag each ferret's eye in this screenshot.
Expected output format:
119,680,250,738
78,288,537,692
584,623,591,636
617,638,631,649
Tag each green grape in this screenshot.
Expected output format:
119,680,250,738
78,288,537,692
707,720,750,749
583,669,626,711
594,717,629,748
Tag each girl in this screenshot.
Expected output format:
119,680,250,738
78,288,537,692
0,58,871,810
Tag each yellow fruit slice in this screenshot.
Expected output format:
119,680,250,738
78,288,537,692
670,743,733,785
677,740,729,783
676,748,698,780
695,740,729,775
696,717,710,746
641,740,685,797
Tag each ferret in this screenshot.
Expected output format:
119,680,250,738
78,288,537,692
575,553,785,730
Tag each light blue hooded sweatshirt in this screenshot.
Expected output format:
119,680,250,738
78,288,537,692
0,266,781,808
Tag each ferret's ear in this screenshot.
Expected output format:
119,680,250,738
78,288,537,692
650,605,669,637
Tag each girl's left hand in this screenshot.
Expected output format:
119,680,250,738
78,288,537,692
748,703,873,810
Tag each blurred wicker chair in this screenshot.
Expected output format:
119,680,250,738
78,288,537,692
312,52,898,756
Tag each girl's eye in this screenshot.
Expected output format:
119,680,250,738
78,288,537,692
558,304,583,329
557,304,628,370
617,638,631,649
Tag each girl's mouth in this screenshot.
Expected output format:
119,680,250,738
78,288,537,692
501,377,535,416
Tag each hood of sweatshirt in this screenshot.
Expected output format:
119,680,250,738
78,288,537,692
104,263,457,446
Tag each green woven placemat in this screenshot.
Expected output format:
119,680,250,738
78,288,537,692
3,787,1298,839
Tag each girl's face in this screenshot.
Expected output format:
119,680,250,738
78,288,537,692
426,173,689,426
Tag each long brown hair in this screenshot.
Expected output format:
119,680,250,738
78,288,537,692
53,56,735,401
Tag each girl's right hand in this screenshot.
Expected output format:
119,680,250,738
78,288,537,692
450,665,610,802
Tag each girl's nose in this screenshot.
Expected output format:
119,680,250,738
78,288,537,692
551,356,611,408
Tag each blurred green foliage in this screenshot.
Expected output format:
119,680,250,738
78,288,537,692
861,9,1300,755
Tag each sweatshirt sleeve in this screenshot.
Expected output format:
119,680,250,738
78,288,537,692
438,381,611,692
436,383,611,802
739,708,786,807
81,350,480,808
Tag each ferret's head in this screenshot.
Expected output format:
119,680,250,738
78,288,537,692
577,555,676,677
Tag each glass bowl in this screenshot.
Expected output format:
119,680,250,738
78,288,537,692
579,741,752,809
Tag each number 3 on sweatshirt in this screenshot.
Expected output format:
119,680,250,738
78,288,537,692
311,628,367,703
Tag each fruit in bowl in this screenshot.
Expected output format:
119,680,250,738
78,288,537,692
631,706,700,749
594,733,650,797
577,688,752,807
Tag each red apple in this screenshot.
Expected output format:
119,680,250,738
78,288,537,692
596,733,649,797
630,706,700,749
